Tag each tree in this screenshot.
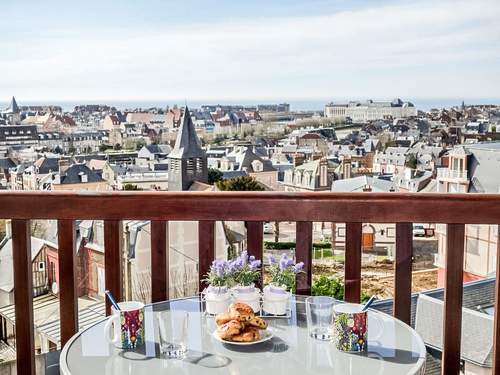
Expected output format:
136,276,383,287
208,168,223,185
216,176,265,191
405,154,417,169
135,138,147,150
99,144,111,152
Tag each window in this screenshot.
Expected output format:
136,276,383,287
38,261,45,271
466,237,479,255
337,227,346,237
386,227,395,238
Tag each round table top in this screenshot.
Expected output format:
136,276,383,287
60,296,426,375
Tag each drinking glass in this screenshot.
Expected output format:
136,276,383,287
157,310,189,358
305,296,335,340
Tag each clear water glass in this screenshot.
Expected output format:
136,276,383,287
305,296,335,340
157,310,188,358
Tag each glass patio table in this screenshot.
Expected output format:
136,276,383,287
60,295,426,375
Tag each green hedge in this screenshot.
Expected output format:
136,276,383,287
313,242,332,249
264,241,296,250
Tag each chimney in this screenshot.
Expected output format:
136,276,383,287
293,154,304,167
342,156,352,179
59,159,69,175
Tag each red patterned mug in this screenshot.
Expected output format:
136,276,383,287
104,301,145,349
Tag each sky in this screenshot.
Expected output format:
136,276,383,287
1,0,500,104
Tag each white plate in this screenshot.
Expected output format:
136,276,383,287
213,328,274,346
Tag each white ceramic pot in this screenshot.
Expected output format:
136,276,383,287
263,284,290,315
204,286,231,315
232,284,261,313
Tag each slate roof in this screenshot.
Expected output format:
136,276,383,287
463,142,500,193
331,175,398,192
168,107,206,159
110,164,150,176
145,144,171,155
0,294,105,348
0,158,17,170
415,295,493,367
34,156,61,174
371,278,496,370
238,147,276,173
60,164,104,184
36,300,105,345
295,159,321,174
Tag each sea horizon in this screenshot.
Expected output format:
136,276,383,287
2,97,500,113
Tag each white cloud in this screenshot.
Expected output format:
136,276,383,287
1,0,500,101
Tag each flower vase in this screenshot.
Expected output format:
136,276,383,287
232,284,261,313
203,286,231,314
263,284,290,315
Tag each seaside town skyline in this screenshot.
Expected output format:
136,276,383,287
1,1,500,374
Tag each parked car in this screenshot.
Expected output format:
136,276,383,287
263,222,274,234
413,224,426,237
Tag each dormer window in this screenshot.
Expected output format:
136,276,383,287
251,160,263,172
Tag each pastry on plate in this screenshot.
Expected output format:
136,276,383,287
228,303,255,322
247,316,267,329
230,326,261,342
215,313,233,326
216,320,244,340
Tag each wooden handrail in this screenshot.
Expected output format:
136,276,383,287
1,192,499,375
0,191,498,223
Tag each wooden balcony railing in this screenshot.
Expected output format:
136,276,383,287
1,191,500,375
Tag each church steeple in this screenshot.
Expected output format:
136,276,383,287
167,106,208,191
7,96,19,113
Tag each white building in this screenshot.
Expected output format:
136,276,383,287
325,98,417,123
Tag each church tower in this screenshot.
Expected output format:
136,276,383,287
2,96,21,124
167,106,208,191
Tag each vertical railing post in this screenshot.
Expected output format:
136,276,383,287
441,223,465,375
104,220,123,315
151,220,168,303
58,219,79,346
394,222,413,324
296,221,313,295
12,219,35,375
198,221,215,292
345,222,362,303
247,221,264,287
492,225,500,374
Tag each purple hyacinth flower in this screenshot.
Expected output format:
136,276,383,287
215,264,225,278
250,260,261,270
249,255,256,262
293,262,304,273
279,258,288,271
